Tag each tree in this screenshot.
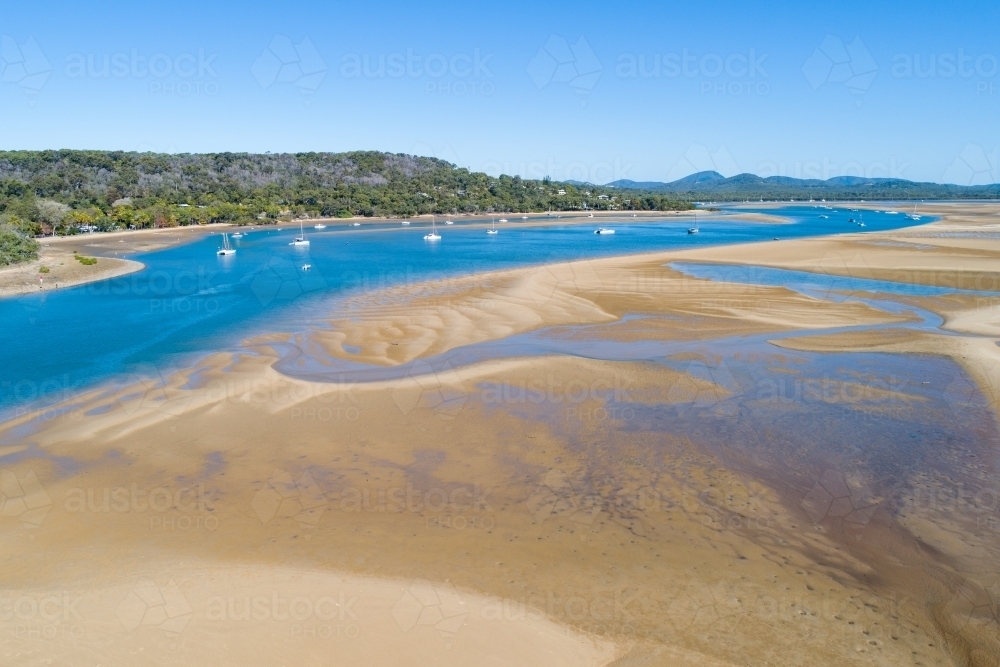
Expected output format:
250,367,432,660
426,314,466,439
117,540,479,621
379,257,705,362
0,227,39,266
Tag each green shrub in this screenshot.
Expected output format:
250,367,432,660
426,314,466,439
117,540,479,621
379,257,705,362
0,228,39,267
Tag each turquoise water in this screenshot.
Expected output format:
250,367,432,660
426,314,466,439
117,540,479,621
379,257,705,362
669,262,1000,298
0,206,928,414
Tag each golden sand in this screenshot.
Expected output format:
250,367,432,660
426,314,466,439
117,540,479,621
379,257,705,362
2,203,1000,665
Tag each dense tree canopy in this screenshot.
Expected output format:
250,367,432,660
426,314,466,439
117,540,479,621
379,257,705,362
0,150,691,237
0,227,38,267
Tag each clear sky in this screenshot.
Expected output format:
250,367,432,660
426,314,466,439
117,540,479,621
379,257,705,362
1,0,997,185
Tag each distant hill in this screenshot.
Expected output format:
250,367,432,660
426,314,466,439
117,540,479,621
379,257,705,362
0,150,691,236
607,171,1000,200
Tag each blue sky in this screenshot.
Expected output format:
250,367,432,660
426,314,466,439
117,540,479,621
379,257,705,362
1,0,997,184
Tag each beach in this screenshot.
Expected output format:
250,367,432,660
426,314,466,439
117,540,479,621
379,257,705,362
0,207,777,298
2,202,999,666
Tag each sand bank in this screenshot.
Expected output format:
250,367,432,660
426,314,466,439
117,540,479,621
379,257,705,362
4,202,1000,666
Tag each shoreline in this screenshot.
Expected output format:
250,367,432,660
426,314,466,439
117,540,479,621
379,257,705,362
2,201,1000,665
0,205,840,299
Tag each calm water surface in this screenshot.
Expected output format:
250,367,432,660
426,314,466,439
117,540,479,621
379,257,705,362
0,206,928,414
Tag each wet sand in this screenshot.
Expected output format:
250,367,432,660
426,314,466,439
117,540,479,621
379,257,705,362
0,226,216,297
2,202,1000,666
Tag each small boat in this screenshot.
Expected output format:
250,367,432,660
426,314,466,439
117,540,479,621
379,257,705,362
688,211,700,234
217,233,236,256
588,213,594,218
424,217,441,241
848,218,855,223
352,222,361,226
231,231,244,238
819,215,829,219
487,218,498,235
445,220,454,225
521,216,528,220
314,223,327,229
289,220,310,246
594,227,615,235
401,220,410,225
302,264,312,271
499,218,508,223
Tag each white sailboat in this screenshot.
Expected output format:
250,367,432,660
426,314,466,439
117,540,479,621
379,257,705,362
910,203,921,220
217,233,236,256
487,218,498,235
688,212,700,234
289,220,310,246
424,217,441,240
